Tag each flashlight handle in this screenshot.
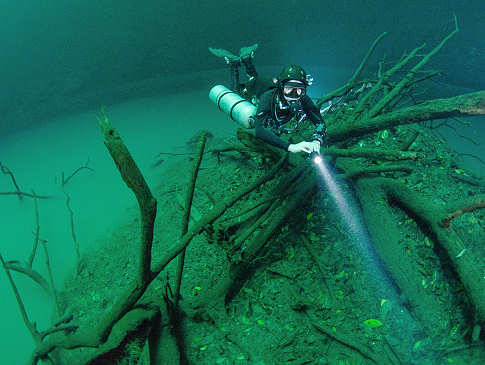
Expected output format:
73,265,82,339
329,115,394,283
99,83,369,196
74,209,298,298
308,151,321,161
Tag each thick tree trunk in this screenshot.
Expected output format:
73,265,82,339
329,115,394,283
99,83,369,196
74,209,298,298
342,153,485,323
353,176,456,334
380,178,485,322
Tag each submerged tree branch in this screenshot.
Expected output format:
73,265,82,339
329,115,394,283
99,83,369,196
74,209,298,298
329,90,485,142
440,195,485,228
0,161,23,201
325,147,423,161
175,132,208,306
0,191,52,199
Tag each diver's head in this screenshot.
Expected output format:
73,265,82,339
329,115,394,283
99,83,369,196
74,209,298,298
275,64,310,103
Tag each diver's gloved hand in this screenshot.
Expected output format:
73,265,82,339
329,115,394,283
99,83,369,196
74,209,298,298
288,140,320,154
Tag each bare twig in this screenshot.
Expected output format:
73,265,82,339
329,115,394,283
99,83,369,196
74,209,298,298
197,187,216,207
156,152,193,157
41,239,59,315
325,147,423,161
438,343,483,359
340,163,413,180
217,194,282,224
0,191,51,199
28,190,41,267
174,132,208,306
311,321,383,364
63,190,80,270
457,153,485,167
430,120,480,146
300,236,334,302
62,160,94,187
400,130,420,151
40,324,77,341
349,31,388,83
1,253,40,342
440,195,485,228
156,147,248,158
0,161,23,201
229,200,276,255
5,260,51,294
449,172,485,188
60,161,95,271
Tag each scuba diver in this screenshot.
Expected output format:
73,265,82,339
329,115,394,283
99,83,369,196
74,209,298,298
209,44,327,155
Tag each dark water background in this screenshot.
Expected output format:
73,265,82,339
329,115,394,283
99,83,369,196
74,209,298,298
1,0,484,134
1,1,484,363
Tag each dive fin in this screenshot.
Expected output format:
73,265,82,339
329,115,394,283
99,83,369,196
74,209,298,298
239,43,259,59
208,47,240,62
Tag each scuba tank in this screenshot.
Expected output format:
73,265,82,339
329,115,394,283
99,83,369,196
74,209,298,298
209,85,256,128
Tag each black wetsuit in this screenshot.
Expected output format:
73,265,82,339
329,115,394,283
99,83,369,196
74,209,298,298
254,89,327,151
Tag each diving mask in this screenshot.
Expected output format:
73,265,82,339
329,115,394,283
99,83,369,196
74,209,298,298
282,80,306,100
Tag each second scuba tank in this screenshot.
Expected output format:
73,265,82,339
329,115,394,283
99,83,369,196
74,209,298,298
209,85,256,128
